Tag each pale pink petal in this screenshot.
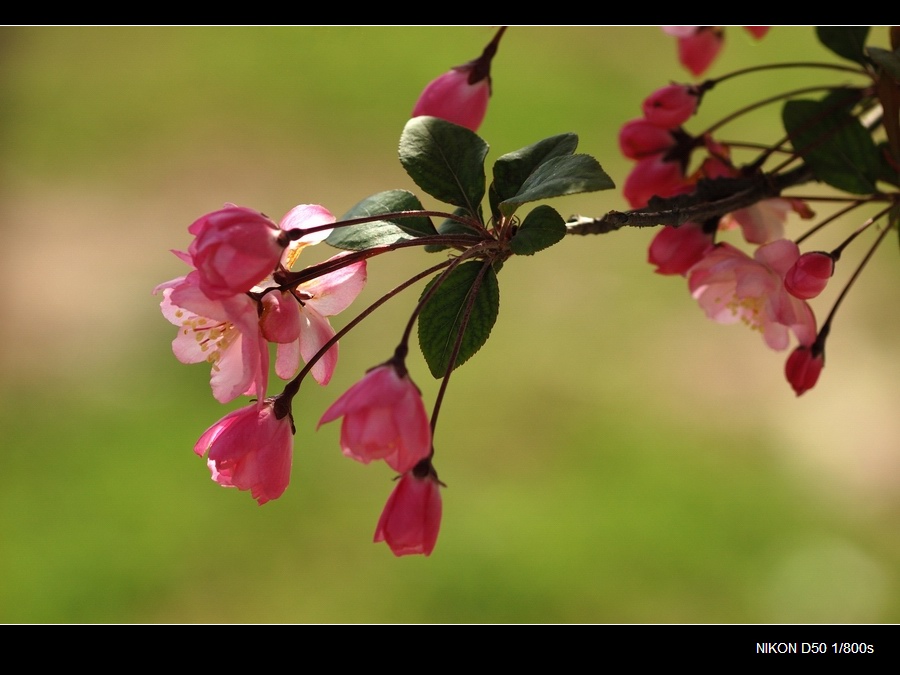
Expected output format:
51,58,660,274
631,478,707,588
302,258,368,317
299,305,338,385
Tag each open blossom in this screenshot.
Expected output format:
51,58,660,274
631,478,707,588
785,343,825,396
318,361,431,474
155,270,268,404
187,206,286,301
374,467,443,557
688,240,817,351
194,399,293,505
260,254,367,385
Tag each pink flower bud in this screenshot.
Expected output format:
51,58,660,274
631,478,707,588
412,66,491,132
623,155,690,209
675,27,724,77
618,119,676,160
194,399,294,505
374,469,442,557
785,344,824,396
318,362,431,473
641,85,700,129
187,206,285,300
744,26,770,39
648,222,714,276
784,251,835,300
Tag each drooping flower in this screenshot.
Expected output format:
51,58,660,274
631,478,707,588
662,26,769,77
194,398,294,505
411,27,504,132
687,239,817,350
641,84,701,129
785,343,825,396
155,270,268,404
374,464,443,557
187,206,286,301
648,221,715,276
318,361,431,474
784,251,835,300
664,26,724,77
260,254,367,385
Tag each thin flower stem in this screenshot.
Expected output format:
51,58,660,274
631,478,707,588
275,258,455,415
286,209,488,239
703,85,860,137
795,200,867,245
707,61,867,88
272,234,486,291
819,208,894,334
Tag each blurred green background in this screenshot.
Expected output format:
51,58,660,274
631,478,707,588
1,26,898,623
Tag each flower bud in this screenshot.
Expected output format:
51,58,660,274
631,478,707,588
374,468,442,557
412,66,491,132
187,206,284,300
784,251,835,300
785,344,824,396
641,84,700,129
619,119,676,160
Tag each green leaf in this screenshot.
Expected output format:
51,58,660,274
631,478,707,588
424,206,485,253
782,97,880,195
816,26,870,65
867,46,900,81
417,260,499,378
510,205,566,256
326,190,435,251
399,116,488,214
499,154,615,217
492,133,580,203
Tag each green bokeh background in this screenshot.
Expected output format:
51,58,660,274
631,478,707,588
2,26,898,623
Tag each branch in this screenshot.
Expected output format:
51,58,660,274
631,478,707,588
566,164,815,235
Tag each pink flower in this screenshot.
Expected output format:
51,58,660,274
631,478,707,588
260,254,367,385
641,84,700,129
187,206,286,301
663,26,769,77
744,26,770,39
374,467,442,557
648,222,714,276
784,251,835,300
670,26,724,77
411,27,504,132
687,240,817,350
412,67,491,132
623,154,691,208
194,399,294,505
618,119,677,160
155,271,268,404
318,361,432,474
720,197,815,245
785,343,825,396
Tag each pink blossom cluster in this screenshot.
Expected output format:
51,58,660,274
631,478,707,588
154,204,367,504
620,72,835,396
155,203,442,555
662,26,770,77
